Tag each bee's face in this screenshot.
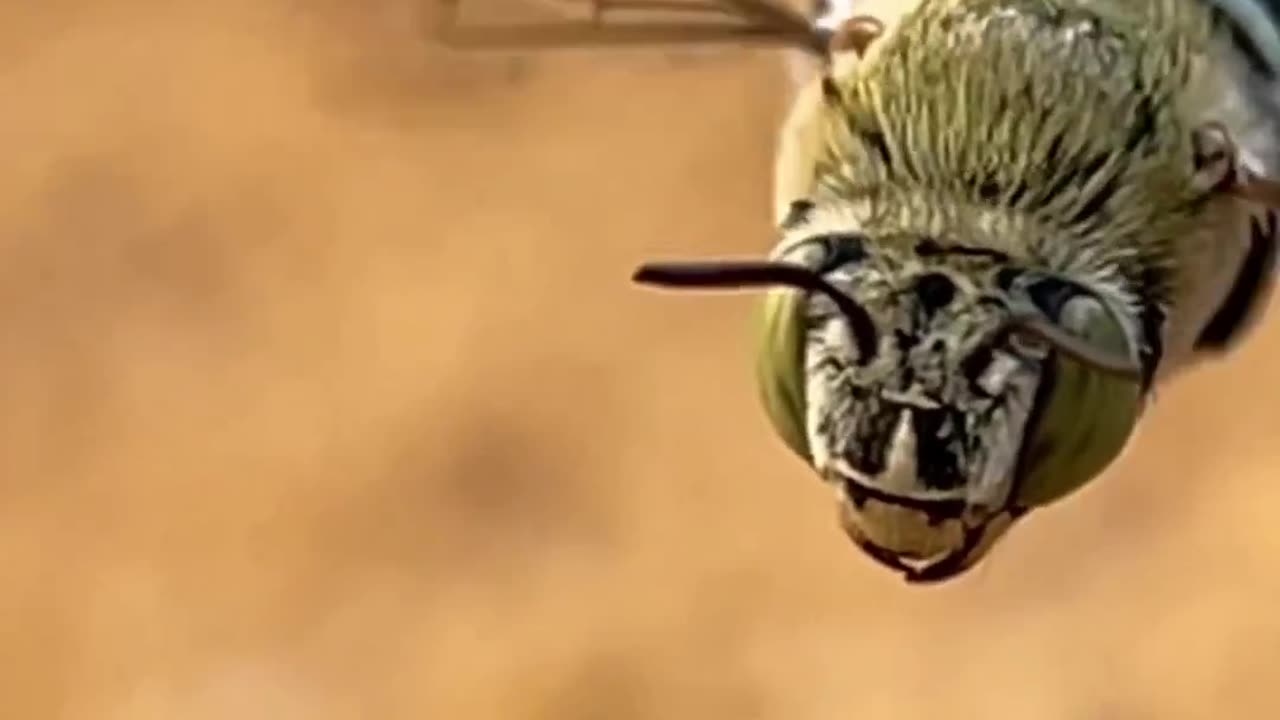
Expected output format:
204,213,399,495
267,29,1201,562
633,203,1145,585
793,234,1046,581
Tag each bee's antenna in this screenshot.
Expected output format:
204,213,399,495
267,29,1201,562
633,258,878,359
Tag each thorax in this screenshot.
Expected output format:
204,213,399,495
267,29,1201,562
774,0,1270,380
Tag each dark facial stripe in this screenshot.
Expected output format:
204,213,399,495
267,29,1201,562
912,408,966,491
914,239,1011,263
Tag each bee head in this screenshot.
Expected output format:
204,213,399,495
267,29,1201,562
633,204,1147,583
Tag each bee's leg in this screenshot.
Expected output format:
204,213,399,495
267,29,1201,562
1193,121,1280,207
585,0,744,19
806,13,883,111
1195,208,1279,352
434,0,828,55
1189,123,1280,353
829,15,884,56
1191,121,1245,194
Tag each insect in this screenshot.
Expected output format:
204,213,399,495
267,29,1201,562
438,0,1280,583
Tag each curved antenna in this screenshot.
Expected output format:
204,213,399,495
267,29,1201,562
633,259,878,360
1007,314,1142,379
434,0,830,57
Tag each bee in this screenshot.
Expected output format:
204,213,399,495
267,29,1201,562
438,0,1280,583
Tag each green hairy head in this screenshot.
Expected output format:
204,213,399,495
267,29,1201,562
633,202,1146,584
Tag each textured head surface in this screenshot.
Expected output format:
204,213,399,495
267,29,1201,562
758,199,1146,579
778,223,1040,511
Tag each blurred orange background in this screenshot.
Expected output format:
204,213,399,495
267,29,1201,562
4,1,1280,718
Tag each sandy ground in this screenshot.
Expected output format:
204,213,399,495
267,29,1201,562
4,1,1280,718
